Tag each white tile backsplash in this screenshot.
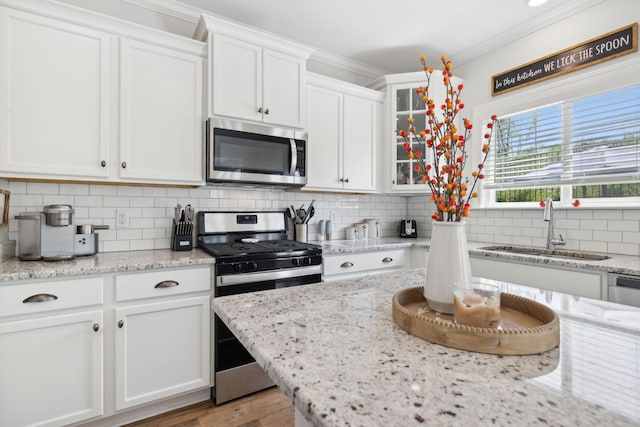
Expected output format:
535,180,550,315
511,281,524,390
3,177,639,257
2,180,410,254
408,195,640,256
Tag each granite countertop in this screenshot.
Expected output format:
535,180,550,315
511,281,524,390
0,249,216,282
212,268,640,427
318,237,640,276
1,237,637,283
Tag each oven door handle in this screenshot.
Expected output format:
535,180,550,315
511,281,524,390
217,265,322,286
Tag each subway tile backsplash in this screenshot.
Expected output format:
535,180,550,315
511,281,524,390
3,178,639,257
2,179,407,253
408,196,640,256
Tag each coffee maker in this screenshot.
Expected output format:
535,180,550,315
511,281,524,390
399,219,417,238
16,204,108,261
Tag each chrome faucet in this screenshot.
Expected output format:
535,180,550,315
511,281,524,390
543,197,566,250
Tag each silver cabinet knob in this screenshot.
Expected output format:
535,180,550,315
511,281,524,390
101,160,106,167
121,161,127,169
93,323,100,332
264,108,270,115
118,320,124,328
258,107,263,113
344,178,349,183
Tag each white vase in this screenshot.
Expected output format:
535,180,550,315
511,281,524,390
425,221,472,314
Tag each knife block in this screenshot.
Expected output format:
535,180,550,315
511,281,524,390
171,220,193,251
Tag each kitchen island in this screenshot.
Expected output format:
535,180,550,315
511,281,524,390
212,268,640,426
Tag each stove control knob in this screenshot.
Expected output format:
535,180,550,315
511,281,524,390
233,263,242,273
303,257,312,266
292,258,300,266
249,262,258,271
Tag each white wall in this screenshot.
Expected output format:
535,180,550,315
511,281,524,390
407,0,640,256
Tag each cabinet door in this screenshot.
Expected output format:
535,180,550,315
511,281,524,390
305,84,343,189
262,49,305,128
343,95,376,191
390,83,430,190
0,311,104,427
114,296,210,410
0,7,112,180
212,34,262,122
119,39,204,185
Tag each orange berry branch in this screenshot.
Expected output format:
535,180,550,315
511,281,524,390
398,55,498,222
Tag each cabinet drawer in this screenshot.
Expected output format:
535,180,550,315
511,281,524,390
323,250,406,277
115,267,211,302
0,277,103,318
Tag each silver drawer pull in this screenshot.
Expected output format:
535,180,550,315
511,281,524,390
154,280,179,289
340,262,354,268
382,257,393,263
22,294,58,303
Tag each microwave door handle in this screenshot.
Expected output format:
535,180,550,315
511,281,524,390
289,139,297,175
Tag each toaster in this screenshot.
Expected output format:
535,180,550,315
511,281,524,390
399,219,417,238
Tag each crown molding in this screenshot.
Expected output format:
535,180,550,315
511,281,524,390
124,0,389,81
123,0,201,23
454,0,604,65
308,48,391,81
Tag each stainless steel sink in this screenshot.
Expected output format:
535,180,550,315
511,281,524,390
479,245,610,261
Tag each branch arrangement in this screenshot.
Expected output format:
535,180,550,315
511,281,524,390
398,55,498,221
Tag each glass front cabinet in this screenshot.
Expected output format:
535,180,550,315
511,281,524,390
371,71,463,193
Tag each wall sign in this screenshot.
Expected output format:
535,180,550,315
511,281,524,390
492,23,637,96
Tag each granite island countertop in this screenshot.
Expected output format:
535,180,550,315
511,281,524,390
212,268,640,427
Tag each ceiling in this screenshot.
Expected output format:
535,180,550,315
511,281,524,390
176,0,602,74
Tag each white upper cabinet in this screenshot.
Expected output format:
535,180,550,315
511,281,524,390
306,84,343,189
0,0,206,185
262,48,305,127
0,6,112,179
212,35,262,122
119,39,203,184
195,14,311,129
305,73,383,192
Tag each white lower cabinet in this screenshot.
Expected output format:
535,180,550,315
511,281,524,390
323,249,406,281
0,265,213,427
114,296,210,410
470,256,605,299
0,278,104,427
114,267,211,411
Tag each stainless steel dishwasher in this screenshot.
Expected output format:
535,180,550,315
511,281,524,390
608,273,640,308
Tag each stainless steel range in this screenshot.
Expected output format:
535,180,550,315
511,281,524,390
197,211,322,404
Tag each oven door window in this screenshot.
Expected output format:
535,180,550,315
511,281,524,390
214,128,292,176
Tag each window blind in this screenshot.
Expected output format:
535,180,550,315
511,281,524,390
484,85,640,189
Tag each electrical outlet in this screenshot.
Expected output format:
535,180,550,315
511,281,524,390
116,208,129,228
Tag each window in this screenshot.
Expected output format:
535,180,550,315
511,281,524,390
483,85,640,204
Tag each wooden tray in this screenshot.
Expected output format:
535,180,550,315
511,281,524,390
392,287,559,355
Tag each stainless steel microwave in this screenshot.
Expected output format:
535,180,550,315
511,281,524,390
206,118,307,188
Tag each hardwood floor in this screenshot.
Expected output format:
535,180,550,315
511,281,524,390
125,387,294,427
